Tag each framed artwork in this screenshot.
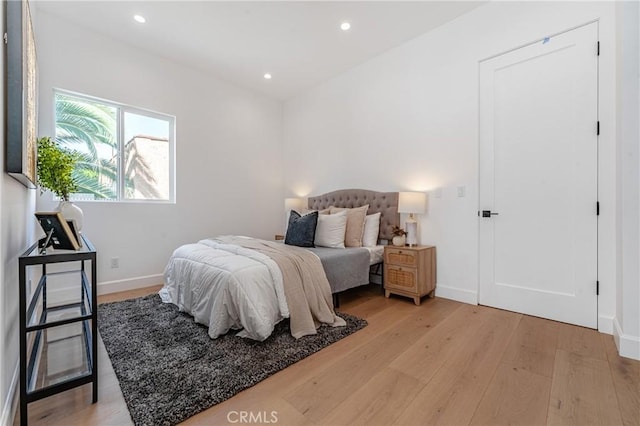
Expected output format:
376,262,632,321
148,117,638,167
6,0,38,188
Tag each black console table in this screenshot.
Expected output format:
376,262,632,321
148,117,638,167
18,234,97,425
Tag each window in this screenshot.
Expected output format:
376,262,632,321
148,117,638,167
54,90,175,202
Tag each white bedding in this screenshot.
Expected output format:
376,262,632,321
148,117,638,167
365,245,385,265
160,239,288,341
161,239,381,341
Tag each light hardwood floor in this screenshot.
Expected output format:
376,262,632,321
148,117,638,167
18,285,639,426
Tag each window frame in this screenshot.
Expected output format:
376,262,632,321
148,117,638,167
54,88,176,204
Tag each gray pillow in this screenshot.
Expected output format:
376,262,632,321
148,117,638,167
285,210,318,248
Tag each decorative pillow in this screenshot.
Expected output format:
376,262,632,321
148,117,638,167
362,212,381,247
314,211,347,248
285,210,318,247
329,205,369,247
284,207,320,235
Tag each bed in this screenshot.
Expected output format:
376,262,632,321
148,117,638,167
160,189,399,341
306,189,399,304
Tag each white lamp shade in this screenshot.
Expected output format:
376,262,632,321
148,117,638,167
398,191,426,214
284,197,305,212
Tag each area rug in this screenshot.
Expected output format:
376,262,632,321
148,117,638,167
98,294,367,426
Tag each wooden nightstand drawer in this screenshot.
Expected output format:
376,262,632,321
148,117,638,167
385,265,418,291
384,248,418,267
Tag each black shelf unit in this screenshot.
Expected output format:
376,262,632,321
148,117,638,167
18,234,97,426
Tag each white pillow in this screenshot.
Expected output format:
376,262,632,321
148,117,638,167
314,211,347,248
362,212,381,247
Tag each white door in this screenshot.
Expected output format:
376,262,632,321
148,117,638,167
479,23,599,328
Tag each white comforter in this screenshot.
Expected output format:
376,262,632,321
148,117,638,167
160,238,290,341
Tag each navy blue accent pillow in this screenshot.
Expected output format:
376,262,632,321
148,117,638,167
285,210,318,248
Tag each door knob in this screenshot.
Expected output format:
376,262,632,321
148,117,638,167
481,210,500,217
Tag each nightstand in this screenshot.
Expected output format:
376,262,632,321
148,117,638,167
384,245,436,305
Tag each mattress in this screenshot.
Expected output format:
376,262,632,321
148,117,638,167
306,246,370,294
365,245,384,265
304,245,384,293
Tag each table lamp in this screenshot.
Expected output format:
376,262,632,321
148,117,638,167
284,197,305,213
398,191,426,247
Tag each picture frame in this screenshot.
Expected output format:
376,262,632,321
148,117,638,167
35,212,81,251
6,0,38,188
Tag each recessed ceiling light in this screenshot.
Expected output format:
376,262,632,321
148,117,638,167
340,22,351,31
134,15,146,24
264,73,272,80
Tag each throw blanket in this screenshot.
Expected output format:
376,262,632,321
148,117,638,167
212,236,346,338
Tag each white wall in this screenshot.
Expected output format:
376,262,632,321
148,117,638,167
0,5,37,424
283,1,620,329
614,0,640,359
0,179,33,426
35,11,284,293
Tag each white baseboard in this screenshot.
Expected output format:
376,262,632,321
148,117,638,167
613,318,640,360
46,274,164,305
1,362,19,426
97,274,164,295
598,314,614,334
435,284,478,305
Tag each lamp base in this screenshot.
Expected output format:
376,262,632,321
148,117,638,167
405,220,418,247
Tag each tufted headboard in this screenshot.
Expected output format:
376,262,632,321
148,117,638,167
307,189,400,241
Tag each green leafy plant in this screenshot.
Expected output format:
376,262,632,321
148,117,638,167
36,136,78,201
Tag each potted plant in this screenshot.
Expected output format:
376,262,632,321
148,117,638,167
37,136,84,229
391,225,407,246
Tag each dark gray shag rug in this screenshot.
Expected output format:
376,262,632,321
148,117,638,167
98,294,367,426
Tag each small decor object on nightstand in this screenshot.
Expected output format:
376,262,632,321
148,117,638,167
391,225,407,246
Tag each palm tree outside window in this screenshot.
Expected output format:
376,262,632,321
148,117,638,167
54,90,175,202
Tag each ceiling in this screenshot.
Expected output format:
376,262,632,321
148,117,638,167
35,1,485,100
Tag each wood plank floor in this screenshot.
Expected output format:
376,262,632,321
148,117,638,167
18,284,639,426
